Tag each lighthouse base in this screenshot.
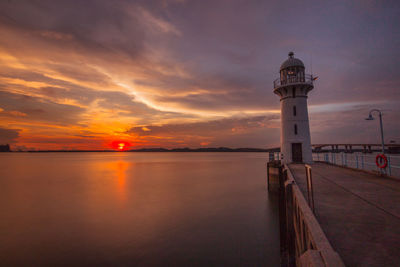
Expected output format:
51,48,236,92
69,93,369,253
281,142,313,164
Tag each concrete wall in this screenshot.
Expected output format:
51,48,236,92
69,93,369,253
277,164,345,267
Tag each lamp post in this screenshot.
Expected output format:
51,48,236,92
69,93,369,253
365,109,385,154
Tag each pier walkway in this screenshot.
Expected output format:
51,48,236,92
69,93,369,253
289,163,400,267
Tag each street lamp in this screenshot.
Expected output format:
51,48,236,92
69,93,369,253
365,109,385,154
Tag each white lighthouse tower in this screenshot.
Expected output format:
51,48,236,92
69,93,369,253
273,52,314,164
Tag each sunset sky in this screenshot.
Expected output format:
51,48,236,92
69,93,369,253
0,0,399,150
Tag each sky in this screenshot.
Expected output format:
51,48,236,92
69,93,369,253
0,0,399,150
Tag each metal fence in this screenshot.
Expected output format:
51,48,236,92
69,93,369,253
313,152,400,178
268,152,400,178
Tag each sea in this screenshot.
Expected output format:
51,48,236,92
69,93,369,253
0,152,280,266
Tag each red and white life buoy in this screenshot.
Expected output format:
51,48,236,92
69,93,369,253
375,154,388,169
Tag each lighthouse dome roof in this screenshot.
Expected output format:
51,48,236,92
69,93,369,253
280,52,304,71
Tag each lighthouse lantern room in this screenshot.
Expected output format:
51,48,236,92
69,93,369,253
273,52,314,164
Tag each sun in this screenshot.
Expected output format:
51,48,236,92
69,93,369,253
111,141,131,151
118,143,125,150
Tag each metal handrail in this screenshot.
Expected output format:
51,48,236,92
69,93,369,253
313,152,400,178
273,74,314,88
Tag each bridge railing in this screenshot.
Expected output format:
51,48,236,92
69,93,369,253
313,152,400,178
282,165,344,266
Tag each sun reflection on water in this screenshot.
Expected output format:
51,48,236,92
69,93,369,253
106,160,130,203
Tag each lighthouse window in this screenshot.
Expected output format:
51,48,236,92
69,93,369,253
293,106,297,116
294,124,298,135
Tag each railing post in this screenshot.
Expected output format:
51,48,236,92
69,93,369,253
279,168,296,266
305,165,315,213
341,153,344,166
361,154,365,169
356,154,359,169
285,181,295,266
267,162,270,190
388,156,392,176
279,167,286,266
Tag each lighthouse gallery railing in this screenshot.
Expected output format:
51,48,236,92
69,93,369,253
273,74,314,89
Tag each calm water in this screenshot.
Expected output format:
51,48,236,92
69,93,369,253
0,152,280,266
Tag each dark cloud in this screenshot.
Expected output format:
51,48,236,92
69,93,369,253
0,90,85,125
128,116,273,135
126,115,280,147
310,102,400,144
156,90,270,111
0,127,20,144
0,0,146,60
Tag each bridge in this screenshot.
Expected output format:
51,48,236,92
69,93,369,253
268,161,400,266
312,143,400,153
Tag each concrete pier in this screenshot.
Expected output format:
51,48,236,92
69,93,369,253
289,163,400,266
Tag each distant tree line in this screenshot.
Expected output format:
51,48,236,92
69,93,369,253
0,144,11,152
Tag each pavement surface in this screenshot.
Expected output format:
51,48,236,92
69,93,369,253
289,163,400,267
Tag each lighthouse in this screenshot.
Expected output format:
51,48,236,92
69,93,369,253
273,52,314,164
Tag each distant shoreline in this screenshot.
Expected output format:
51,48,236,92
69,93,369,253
9,147,281,153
